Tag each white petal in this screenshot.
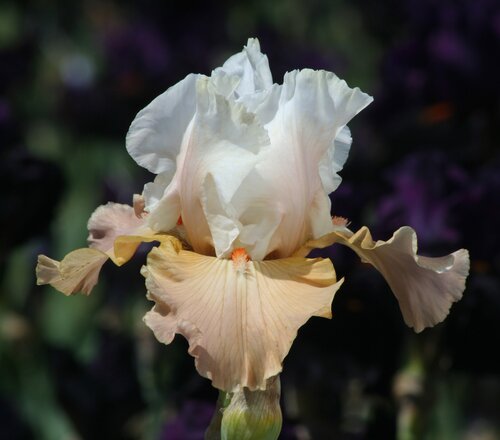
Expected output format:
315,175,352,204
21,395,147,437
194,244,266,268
145,183,182,234
126,73,199,174
195,69,371,260
309,189,336,239
215,38,273,97
248,69,371,258
319,126,353,194
210,69,241,98
169,76,270,256
143,237,342,392
139,62,372,260
237,84,282,126
142,170,176,212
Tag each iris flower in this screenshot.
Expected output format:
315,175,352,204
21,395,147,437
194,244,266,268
36,39,469,438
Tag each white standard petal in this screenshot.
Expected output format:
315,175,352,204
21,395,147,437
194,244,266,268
319,125,353,194
138,50,372,261
244,69,372,259
142,169,177,214
147,76,271,257
237,84,282,127
126,73,198,175
214,38,273,97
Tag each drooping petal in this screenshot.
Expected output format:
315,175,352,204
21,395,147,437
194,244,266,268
37,202,155,295
298,226,469,333
112,232,174,265
36,249,107,296
143,237,343,392
36,231,170,295
126,73,199,175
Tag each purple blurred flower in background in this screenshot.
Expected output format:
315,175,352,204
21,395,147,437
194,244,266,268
368,0,500,167
103,23,170,81
374,152,469,251
458,158,500,264
160,401,214,440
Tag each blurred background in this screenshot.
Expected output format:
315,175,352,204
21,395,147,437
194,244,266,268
1,0,499,439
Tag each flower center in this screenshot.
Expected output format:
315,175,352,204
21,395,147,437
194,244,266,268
231,248,250,275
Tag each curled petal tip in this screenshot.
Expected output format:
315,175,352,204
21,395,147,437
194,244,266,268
36,249,108,296
301,226,469,333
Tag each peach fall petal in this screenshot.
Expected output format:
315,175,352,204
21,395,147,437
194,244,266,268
36,249,107,296
143,236,343,392
297,226,469,333
112,233,175,265
36,202,156,295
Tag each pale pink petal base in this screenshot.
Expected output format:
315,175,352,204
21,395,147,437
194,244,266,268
87,202,146,253
143,236,343,392
298,226,469,333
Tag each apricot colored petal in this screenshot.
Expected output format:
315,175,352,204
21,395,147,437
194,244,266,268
142,237,342,392
112,232,174,265
298,226,469,332
36,248,108,296
37,199,174,295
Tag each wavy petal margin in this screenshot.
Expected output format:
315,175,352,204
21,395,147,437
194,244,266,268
36,249,108,296
296,226,469,333
126,73,199,175
36,203,161,295
143,236,343,392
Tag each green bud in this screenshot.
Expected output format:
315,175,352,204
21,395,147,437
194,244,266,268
221,376,282,440
205,376,282,440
